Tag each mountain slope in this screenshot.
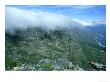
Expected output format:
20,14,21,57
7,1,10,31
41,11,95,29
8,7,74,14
5,26,106,71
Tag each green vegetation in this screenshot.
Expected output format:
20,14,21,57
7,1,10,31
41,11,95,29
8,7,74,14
5,27,106,71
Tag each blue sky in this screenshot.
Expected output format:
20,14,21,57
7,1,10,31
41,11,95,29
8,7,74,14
6,5,106,22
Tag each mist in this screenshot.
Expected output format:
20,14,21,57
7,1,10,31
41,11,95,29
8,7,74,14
5,7,83,34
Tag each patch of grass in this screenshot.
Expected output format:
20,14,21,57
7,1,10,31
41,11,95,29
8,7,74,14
5,57,17,70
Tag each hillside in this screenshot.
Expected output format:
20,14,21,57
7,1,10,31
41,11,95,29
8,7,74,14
5,26,106,71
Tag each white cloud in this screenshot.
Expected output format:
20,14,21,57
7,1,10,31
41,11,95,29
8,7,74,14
73,19,105,26
5,7,84,34
73,19,93,26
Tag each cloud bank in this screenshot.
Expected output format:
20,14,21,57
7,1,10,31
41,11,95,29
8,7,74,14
5,7,84,34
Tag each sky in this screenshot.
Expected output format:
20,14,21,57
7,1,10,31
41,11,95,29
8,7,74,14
5,5,106,33
6,5,106,22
